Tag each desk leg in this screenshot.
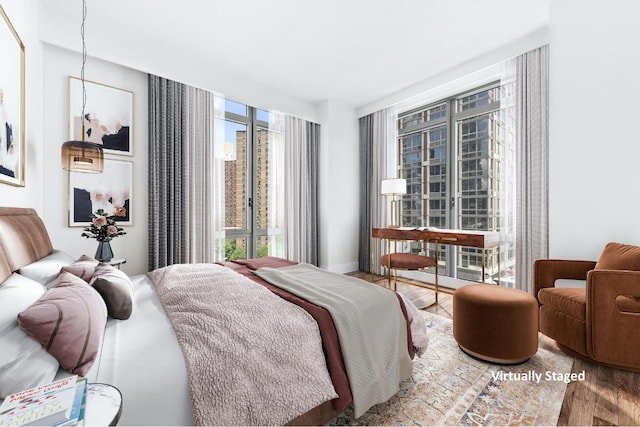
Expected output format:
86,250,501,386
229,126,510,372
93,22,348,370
497,244,501,286
386,239,391,289
482,249,486,284
435,243,439,303
370,237,375,283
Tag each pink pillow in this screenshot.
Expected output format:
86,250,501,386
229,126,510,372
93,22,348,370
17,272,107,376
60,255,100,282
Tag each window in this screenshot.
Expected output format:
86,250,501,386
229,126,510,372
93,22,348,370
397,82,515,285
217,100,284,261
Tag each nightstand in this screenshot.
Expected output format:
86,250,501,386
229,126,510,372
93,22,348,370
106,258,126,270
84,383,122,426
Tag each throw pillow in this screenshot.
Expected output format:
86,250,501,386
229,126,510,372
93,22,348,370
90,263,134,320
18,272,107,376
19,250,76,288
595,242,640,271
60,254,100,282
0,273,59,398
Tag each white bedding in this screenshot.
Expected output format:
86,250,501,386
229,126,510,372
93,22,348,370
89,274,191,426
72,270,427,425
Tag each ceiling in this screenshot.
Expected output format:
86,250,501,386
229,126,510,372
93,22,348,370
39,0,550,109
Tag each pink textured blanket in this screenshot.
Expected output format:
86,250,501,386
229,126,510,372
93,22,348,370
147,263,338,425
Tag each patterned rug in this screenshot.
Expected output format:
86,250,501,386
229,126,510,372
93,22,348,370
330,311,573,426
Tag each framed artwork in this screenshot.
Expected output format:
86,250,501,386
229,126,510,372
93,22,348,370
0,5,25,186
69,77,133,156
69,158,133,226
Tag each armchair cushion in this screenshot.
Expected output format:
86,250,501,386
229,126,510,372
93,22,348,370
538,287,586,321
595,242,640,271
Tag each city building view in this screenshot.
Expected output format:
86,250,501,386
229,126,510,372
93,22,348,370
222,102,283,260
397,83,516,285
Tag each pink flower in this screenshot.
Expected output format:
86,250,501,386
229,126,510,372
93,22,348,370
107,225,118,235
113,206,127,217
93,216,107,227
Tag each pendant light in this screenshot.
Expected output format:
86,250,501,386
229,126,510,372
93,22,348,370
61,0,103,173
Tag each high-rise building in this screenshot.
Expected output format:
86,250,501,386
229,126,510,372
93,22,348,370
397,84,515,284
224,127,273,258
224,130,247,231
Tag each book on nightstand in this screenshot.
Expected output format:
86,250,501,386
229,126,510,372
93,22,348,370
62,377,87,426
0,376,87,426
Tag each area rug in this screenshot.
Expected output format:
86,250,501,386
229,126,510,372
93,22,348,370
329,311,573,426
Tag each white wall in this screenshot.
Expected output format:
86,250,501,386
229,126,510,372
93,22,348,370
42,44,148,275
358,27,549,118
318,99,360,273
0,0,43,211
37,7,319,124
548,0,640,260
0,3,148,275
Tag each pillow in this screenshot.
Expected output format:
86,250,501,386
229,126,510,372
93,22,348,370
595,242,640,271
90,263,134,320
61,255,99,282
0,273,59,398
18,272,107,376
19,249,76,288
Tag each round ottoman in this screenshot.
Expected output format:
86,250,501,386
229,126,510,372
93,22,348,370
453,284,538,364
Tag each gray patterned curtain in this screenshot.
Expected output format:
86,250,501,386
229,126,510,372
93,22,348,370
148,77,184,269
284,117,320,265
358,115,373,272
148,75,222,270
358,109,394,274
515,45,549,293
306,122,320,265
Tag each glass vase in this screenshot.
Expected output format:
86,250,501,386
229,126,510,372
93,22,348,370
95,240,114,262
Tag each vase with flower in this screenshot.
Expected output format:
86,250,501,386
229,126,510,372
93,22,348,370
81,209,127,261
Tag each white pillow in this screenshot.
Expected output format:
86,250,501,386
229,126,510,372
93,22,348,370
0,273,59,398
19,249,76,288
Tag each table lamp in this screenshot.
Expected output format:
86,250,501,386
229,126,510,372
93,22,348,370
381,178,406,228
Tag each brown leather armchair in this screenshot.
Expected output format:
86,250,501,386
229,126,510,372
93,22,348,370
534,243,640,372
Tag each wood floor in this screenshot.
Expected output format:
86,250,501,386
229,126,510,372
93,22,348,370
348,271,640,426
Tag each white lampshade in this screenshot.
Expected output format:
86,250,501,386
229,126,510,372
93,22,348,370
381,178,407,195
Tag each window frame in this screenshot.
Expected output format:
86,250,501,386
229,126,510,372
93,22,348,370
396,80,511,283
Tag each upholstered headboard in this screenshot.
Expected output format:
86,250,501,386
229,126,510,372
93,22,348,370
0,207,53,283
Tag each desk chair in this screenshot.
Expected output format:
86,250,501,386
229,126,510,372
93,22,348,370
376,230,440,306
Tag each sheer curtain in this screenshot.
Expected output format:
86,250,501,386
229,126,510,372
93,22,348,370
358,107,396,273
148,75,225,269
265,111,286,258
514,45,550,293
284,116,319,265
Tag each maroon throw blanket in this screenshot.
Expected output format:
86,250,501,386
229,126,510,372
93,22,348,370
218,257,414,412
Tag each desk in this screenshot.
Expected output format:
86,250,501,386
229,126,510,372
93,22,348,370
371,227,501,285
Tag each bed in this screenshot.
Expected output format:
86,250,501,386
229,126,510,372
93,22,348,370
0,207,428,425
